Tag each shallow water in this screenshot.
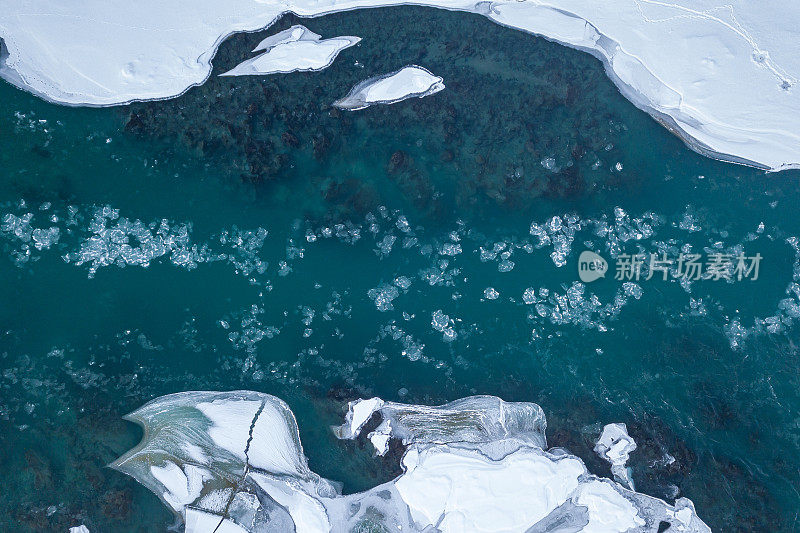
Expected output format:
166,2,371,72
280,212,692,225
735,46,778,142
1,7,800,532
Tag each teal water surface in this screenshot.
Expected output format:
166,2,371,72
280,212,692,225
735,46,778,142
1,7,800,532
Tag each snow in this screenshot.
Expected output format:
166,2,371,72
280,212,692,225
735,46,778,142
184,508,250,533
394,444,585,532
195,398,262,463
249,473,332,532
334,65,445,110
369,429,391,455
220,25,359,76
153,463,209,511
574,480,645,532
339,397,384,439
595,423,637,466
1,0,799,169
113,391,711,532
594,422,637,490
252,25,320,52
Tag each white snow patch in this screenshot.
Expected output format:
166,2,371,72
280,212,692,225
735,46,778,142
339,397,385,439
594,422,637,490
220,25,359,76
333,65,445,110
395,444,584,532
149,462,209,511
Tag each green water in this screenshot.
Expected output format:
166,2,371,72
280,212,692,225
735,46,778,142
1,7,800,532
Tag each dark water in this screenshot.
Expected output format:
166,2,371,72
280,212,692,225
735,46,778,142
1,7,799,532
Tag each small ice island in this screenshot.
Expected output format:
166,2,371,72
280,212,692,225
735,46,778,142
112,391,711,533
334,65,445,110
220,25,360,76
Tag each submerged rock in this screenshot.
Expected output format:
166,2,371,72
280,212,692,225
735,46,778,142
114,391,710,532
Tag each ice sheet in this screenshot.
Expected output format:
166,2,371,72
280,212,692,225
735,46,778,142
2,1,797,168
220,25,359,76
333,65,445,110
114,391,711,532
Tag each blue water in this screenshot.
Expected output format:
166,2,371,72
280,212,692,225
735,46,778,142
1,7,800,532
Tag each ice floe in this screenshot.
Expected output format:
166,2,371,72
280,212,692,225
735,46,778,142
594,422,637,490
220,25,359,76
114,391,710,532
1,1,799,169
333,65,445,110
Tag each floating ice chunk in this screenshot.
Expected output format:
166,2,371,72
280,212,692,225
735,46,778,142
430,309,458,342
251,25,321,53
338,397,385,439
220,25,360,76
116,392,710,533
368,283,400,311
369,426,392,455
523,288,537,305
594,423,637,490
334,65,444,110
69,527,90,533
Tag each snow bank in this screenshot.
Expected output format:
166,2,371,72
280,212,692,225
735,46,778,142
220,25,359,76
333,65,445,110
114,391,710,532
1,1,799,169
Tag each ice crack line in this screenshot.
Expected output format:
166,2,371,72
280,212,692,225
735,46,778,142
212,398,267,533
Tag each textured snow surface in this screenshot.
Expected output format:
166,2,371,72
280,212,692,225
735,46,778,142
333,65,445,110
594,422,637,489
220,25,359,76
0,1,798,169
114,391,711,532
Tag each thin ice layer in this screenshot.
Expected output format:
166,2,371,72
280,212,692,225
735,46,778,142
251,25,321,53
333,65,445,110
334,394,547,452
110,390,339,531
115,391,711,532
1,0,799,169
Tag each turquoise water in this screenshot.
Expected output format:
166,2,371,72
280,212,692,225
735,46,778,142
1,7,800,531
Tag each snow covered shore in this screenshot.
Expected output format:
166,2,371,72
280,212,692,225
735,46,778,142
1,1,798,170
112,391,711,532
